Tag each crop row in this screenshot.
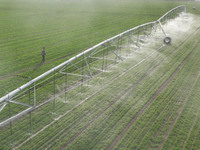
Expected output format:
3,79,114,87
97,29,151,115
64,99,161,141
162,45,200,150
114,26,200,149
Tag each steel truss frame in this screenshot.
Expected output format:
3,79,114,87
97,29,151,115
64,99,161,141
0,5,186,128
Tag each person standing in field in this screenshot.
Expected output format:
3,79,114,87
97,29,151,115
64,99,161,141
41,47,46,63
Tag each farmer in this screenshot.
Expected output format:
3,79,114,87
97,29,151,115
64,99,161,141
41,47,46,63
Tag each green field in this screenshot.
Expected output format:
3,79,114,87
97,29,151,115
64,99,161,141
1,0,200,150
0,0,180,97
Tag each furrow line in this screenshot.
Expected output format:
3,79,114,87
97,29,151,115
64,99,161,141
182,96,200,150
158,71,200,150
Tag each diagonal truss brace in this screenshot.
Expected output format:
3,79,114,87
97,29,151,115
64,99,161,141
0,102,7,112
59,60,92,78
105,41,124,61
142,26,152,37
89,56,121,63
9,100,32,108
84,55,92,77
158,20,167,37
127,31,141,48
0,90,34,113
0,107,34,128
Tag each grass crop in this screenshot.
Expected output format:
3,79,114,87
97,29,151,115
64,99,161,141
1,0,200,150
0,0,179,97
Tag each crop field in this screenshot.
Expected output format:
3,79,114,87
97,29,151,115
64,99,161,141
1,0,200,150
0,0,181,97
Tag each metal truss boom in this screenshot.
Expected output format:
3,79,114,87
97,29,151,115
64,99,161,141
0,5,186,120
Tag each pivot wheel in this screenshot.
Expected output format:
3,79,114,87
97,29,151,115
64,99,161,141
164,37,171,44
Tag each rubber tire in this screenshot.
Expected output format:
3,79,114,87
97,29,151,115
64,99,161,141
164,37,171,44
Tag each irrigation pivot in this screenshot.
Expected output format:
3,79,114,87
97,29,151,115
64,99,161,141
0,5,186,131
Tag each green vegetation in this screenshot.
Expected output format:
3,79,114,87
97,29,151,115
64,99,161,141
0,0,179,97
1,0,200,150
